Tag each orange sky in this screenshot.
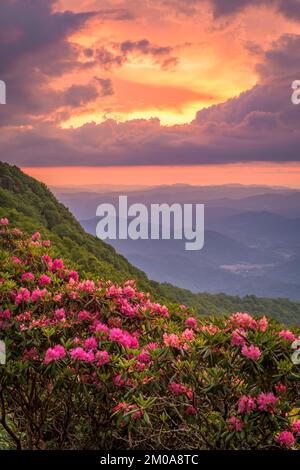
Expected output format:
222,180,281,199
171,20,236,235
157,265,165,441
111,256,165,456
50,0,300,127
23,163,300,188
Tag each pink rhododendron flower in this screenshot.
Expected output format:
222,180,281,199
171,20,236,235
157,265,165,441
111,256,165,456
109,328,139,349
21,272,35,282
291,420,300,436
229,312,257,330
44,345,66,364
78,310,91,321
163,333,180,348
169,381,193,399
136,350,151,363
42,240,51,247
132,410,143,420
199,325,219,335
241,344,261,361
41,254,52,266
68,270,79,282
185,317,197,329
15,287,31,305
257,392,277,412
0,310,11,320
93,321,109,334
186,406,197,415
122,286,136,298
106,285,123,297
31,288,47,302
279,330,295,341
258,316,268,332
70,347,94,362
95,350,110,366
182,328,194,342
113,402,128,413
277,431,295,449
113,374,126,387
77,280,95,293
274,383,286,394
238,395,256,414
228,416,243,432
54,308,66,321
231,328,247,347
0,217,9,226
39,274,51,286
30,241,41,247
31,231,41,241
51,258,65,271
83,337,98,351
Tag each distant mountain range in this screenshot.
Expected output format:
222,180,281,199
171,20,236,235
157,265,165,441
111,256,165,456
53,184,300,300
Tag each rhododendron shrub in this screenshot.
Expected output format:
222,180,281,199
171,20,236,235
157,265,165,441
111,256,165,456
1,222,300,450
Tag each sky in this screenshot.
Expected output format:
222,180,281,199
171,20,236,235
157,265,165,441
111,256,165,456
1,0,300,187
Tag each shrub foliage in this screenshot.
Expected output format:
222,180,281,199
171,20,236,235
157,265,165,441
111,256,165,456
1,219,300,450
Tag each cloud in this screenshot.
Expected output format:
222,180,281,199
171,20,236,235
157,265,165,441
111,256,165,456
161,0,300,21
0,3,300,168
95,78,114,96
95,39,179,71
0,0,97,125
210,0,300,21
96,8,135,21
64,84,100,107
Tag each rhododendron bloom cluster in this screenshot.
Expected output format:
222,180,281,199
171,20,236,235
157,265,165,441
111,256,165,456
39,274,51,286
231,328,247,347
184,317,197,329
0,217,9,225
238,395,257,414
70,347,94,362
95,350,110,366
44,345,66,364
1,222,300,450
169,381,193,400
241,344,261,361
229,312,258,330
291,420,300,436
277,431,295,449
109,328,139,349
228,416,243,432
279,330,295,341
257,392,277,412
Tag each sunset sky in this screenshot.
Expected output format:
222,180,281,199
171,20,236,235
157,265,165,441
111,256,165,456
1,0,300,186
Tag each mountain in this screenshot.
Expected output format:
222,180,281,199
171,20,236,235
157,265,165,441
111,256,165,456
53,183,300,220
57,184,300,300
1,162,300,323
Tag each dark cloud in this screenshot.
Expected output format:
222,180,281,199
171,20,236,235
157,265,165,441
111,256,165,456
119,39,172,56
64,84,99,107
95,39,179,71
210,0,300,21
0,0,97,125
256,34,300,79
97,8,135,21
96,47,125,70
95,78,114,97
161,0,300,21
